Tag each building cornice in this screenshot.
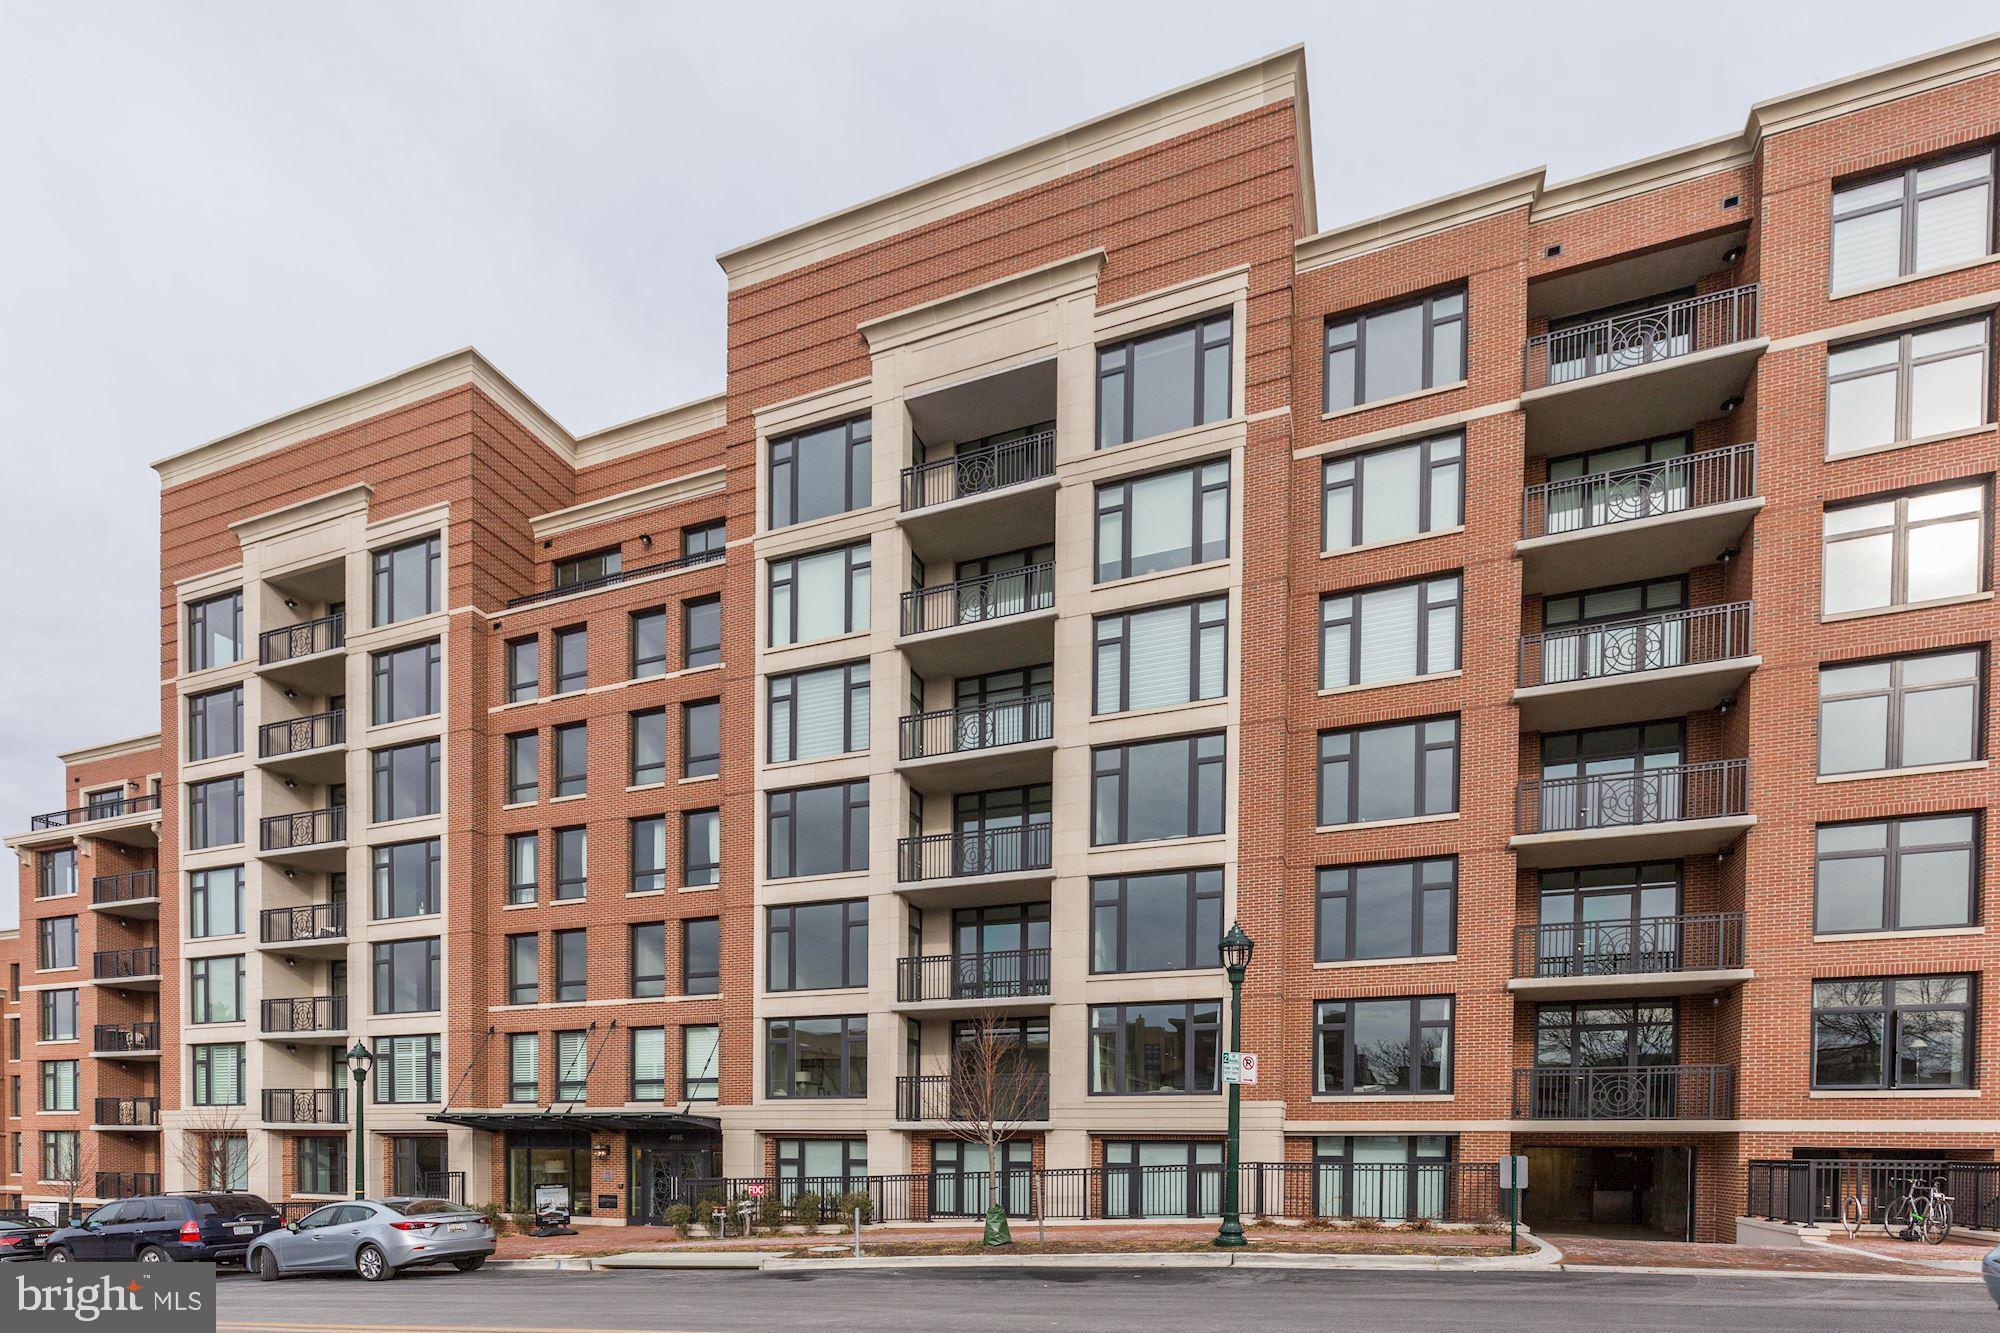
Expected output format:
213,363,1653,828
572,393,728,469
57,733,163,767
529,467,728,540
858,249,1105,352
1295,170,1544,272
227,483,374,545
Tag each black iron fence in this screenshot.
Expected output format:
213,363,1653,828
895,1073,1050,1123
1516,758,1748,836
900,431,1056,512
1520,602,1753,688
260,995,347,1034
897,948,1052,1003
507,547,724,609
93,1096,159,1128
1512,1064,1735,1120
30,790,161,831
1747,1158,2000,1231
259,709,346,758
260,806,348,852
94,1021,160,1053
259,612,345,665
897,824,1052,883
91,870,159,905
416,1171,466,1204
262,1088,348,1125
1515,911,1746,979
900,694,1054,761
1522,442,1757,540
95,1172,160,1200
92,946,159,980
260,900,348,945
901,562,1055,637
1526,283,1759,389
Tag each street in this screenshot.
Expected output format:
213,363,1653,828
213,1266,1999,1332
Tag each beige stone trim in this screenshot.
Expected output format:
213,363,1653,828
1293,399,1517,461
529,467,727,540
228,484,374,544
1296,171,1542,271
572,393,727,469
55,733,164,767
1768,288,2000,353
860,249,1105,352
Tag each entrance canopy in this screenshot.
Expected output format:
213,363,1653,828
427,1108,721,1137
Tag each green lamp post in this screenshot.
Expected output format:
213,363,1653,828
343,1040,374,1200
1214,922,1255,1248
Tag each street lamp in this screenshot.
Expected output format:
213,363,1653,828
343,1040,374,1200
1215,923,1255,1248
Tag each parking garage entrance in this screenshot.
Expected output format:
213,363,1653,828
1520,1145,1693,1240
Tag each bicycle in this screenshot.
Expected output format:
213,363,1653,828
1881,1177,1952,1244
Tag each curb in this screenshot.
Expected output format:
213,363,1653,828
1553,1262,1979,1284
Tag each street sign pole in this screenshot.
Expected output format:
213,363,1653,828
1497,1155,1528,1254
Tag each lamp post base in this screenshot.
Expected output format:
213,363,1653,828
1213,1218,1247,1248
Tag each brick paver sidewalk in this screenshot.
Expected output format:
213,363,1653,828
1550,1235,1964,1274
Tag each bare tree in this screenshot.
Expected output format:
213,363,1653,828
941,1015,1048,1246
47,1135,97,1224
174,1107,260,1192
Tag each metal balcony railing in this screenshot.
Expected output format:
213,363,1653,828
506,547,724,609
897,948,1053,1003
900,694,1054,761
260,900,347,945
1512,1064,1735,1119
261,995,347,1034
900,431,1056,512
94,1022,160,1053
896,1073,1049,1123
30,791,161,831
1515,912,1746,979
901,562,1055,637
897,824,1053,883
96,1172,160,1199
1526,284,1759,390
91,870,159,905
92,946,159,980
1515,759,1748,836
260,806,347,852
259,611,345,665
262,1087,348,1125
1522,442,1757,540
93,1096,160,1127
259,708,346,758
1519,602,1753,688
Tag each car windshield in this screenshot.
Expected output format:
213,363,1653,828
385,1199,462,1217
185,1195,274,1220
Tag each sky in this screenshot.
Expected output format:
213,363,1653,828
0,1,1992,926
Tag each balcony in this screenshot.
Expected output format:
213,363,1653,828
13,791,162,850
898,432,1057,564
895,1073,1049,1125
897,826,1053,903
506,545,723,610
258,900,348,953
257,708,347,783
91,946,160,988
1512,1064,1735,1123
896,948,1052,1007
257,611,347,693
90,870,161,920
1518,444,1760,595
96,1172,160,1200
1510,912,1749,1000
93,1022,161,1058
897,695,1055,793
1510,759,1752,868
1513,602,1758,730
1522,285,1764,454
92,1096,161,1131
258,805,348,870
261,995,348,1040
898,563,1055,677
262,1087,348,1126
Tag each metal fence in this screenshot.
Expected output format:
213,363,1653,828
1520,602,1753,688
30,790,161,831
94,1021,159,1054
92,946,159,980
1522,442,1757,540
259,611,346,664
1512,1064,1735,1120
897,824,1053,883
901,562,1055,636
901,431,1056,512
91,869,159,905
900,694,1054,761
260,805,348,852
895,1074,1049,1123
1748,1158,2000,1230
1514,911,1746,979
1526,284,1759,389
1516,758,1748,835
96,1172,160,1200
260,994,347,1034
93,1096,159,1128
506,547,724,609
263,1087,348,1125
259,708,346,758
896,947,1052,1003
260,900,348,945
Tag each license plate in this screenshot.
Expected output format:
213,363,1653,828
232,1224,255,1236
446,1222,466,1233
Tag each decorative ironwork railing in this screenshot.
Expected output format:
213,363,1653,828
1522,442,1757,539
1514,912,1746,978
901,562,1055,636
1512,1064,1734,1119
897,825,1053,883
896,948,1052,1003
1526,284,1759,389
1516,759,1748,835
259,612,345,664
259,709,346,758
1519,602,1752,688
899,694,1054,761
901,431,1056,512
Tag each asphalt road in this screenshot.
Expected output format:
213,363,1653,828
211,1265,1999,1333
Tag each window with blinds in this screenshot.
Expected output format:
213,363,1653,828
683,1024,720,1100
1095,597,1227,715
555,1030,589,1101
1320,574,1462,689
192,1043,244,1106
769,661,870,762
375,1035,440,1104
507,1033,539,1103
1831,148,1994,293
631,1028,667,1101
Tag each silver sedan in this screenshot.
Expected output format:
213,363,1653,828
249,1198,495,1282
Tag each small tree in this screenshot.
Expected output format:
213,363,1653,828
942,1015,1048,1246
175,1107,260,1192
48,1135,97,1225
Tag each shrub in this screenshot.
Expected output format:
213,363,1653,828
1347,1215,1384,1231
836,1190,873,1225
694,1189,726,1224
510,1211,536,1234
663,1203,692,1234
757,1189,786,1230
1407,1214,1437,1233
792,1191,822,1228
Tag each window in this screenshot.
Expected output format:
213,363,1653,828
769,662,870,762
1827,319,1990,455
1091,733,1225,845
630,1028,666,1101
1323,433,1464,551
505,1033,538,1102
768,780,869,878
553,722,587,797
554,547,621,589
375,1035,442,1103
777,1139,868,1194
37,917,76,970
1320,574,1461,689
1098,313,1233,447
1315,997,1454,1094
506,831,538,906
1818,649,1982,774
191,1043,245,1106
683,1024,720,1099
187,685,243,760
372,535,441,626
187,591,243,669
187,866,243,938
683,520,726,561
188,776,243,849
1822,484,1986,614
1815,814,1978,934
683,809,720,886
372,938,440,1014
36,849,76,900
1094,597,1227,715
555,826,588,899
372,839,440,919
683,699,720,777
765,1016,867,1097
554,928,587,1002
1316,859,1457,962
553,1031,589,1100
297,1138,346,1195
682,917,720,995
372,740,440,821
1325,288,1466,411
371,640,441,723
770,415,872,528
38,990,77,1042
1091,869,1222,973
1318,717,1459,826
39,1061,77,1112
767,900,868,991
1831,148,1994,291
769,545,869,647
683,596,722,667
505,732,538,803
630,923,665,998
630,609,666,678
1812,975,1973,1089
1089,1002,1220,1094
507,934,539,1005
630,816,666,893
1095,460,1229,581
506,637,539,702
553,625,588,693
189,956,243,1024
41,1131,79,1182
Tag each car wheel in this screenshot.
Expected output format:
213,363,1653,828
355,1243,394,1282
44,1247,71,1264
255,1249,282,1282
138,1246,173,1264
451,1256,484,1273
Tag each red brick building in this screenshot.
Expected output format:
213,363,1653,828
5,37,1998,1242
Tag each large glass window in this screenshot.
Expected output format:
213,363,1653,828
683,1024,720,1100
630,609,666,679
506,637,539,702
189,956,243,1024
1317,717,1459,826
765,1016,867,1098
683,596,722,668
187,685,243,761
1091,869,1222,973
1089,1002,1221,1094
371,937,441,1014
1827,319,1989,456
1095,459,1229,581
553,547,620,589
1533,864,1680,977
630,1028,666,1101
684,520,727,561
771,415,872,528
372,740,440,821
1818,649,1982,775
371,839,439,919
629,923,665,998
683,809,720,887
297,1138,346,1195
1094,597,1227,715
37,916,76,970
769,662,870,762
371,535,441,627
1319,574,1461,689
36,849,77,900
1812,975,1973,1089
553,625,588,694
507,1032,539,1101
630,817,666,894
1312,1135,1454,1222
777,1139,869,1195
630,710,666,786
767,900,868,991
1815,815,1978,934
505,732,538,803
1098,314,1233,447
554,826,588,900
770,544,870,647
1316,858,1457,962
553,722,587,798
40,1060,78,1112
768,780,869,878
375,1035,442,1103
506,831,538,905
188,776,243,849
1091,733,1224,846
683,918,719,995
1323,433,1463,551
1831,148,1994,292
190,1043,245,1106
554,928,587,1002
187,591,242,670
506,934,538,1005
555,1030,589,1100
38,990,77,1042
683,699,720,778
1822,483,1986,614
371,640,441,723
1324,288,1466,410
1315,997,1453,1094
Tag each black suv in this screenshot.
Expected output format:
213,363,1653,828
45,1193,284,1264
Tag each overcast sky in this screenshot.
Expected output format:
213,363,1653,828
0,2,1990,926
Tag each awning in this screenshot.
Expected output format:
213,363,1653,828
426,1108,721,1136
